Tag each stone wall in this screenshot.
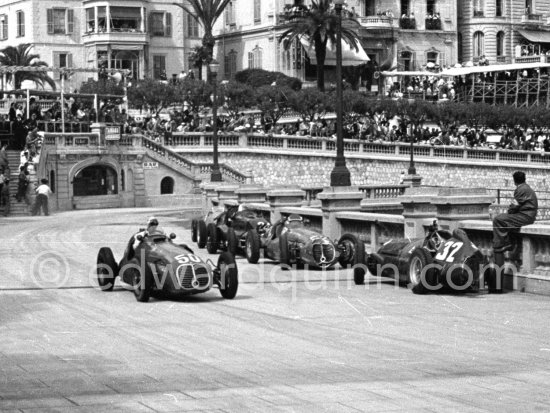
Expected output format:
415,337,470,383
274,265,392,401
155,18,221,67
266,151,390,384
184,152,550,194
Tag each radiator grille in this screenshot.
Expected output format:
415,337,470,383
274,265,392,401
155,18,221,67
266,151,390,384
177,264,210,289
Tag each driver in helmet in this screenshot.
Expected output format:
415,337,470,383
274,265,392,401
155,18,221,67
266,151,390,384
132,216,166,249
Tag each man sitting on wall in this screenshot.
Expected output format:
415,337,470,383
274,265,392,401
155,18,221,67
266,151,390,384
492,171,538,253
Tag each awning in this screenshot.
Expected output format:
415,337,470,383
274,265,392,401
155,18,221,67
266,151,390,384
517,30,550,43
300,38,369,66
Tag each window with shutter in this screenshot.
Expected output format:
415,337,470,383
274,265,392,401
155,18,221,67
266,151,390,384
165,13,172,36
0,15,7,40
47,9,53,34
16,11,24,37
67,9,74,33
254,0,261,23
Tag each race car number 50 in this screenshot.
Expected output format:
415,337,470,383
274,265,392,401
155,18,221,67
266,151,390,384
435,241,463,263
175,254,201,264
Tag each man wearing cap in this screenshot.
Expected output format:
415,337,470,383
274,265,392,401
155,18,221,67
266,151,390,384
492,171,538,253
31,178,52,216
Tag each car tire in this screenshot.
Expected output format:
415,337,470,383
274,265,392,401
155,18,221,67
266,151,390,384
197,220,207,248
227,227,239,255
130,258,153,302
191,219,198,242
279,231,291,268
206,223,218,254
245,229,261,264
218,252,238,299
408,248,437,294
338,233,365,268
97,247,118,291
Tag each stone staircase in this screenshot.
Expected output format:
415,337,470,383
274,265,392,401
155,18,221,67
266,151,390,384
0,150,33,216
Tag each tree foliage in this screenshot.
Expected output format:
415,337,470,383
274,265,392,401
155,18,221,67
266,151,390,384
254,85,293,125
221,81,255,117
287,88,331,122
127,78,179,115
0,43,56,90
79,78,125,96
234,68,302,90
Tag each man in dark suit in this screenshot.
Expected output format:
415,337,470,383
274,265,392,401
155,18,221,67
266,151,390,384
492,171,538,252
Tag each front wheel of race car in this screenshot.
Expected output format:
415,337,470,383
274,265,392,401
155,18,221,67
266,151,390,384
97,247,118,291
338,234,365,268
197,220,207,248
191,219,198,242
408,248,437,295
206,223,218,254
129,259,153,302
227,227,239,255
245,229,261,264
218,252,238,299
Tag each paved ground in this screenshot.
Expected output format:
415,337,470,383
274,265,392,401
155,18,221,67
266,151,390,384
1,208,550,412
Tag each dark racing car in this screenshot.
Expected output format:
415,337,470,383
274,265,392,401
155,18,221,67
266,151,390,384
96,229,238,302
244,214,364,269
191,206,269,255
358,221,486,294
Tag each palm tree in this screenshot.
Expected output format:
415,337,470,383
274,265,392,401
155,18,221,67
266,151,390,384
278,0,360,91
176,0,231,81
189,45,211,81
0,44,56,90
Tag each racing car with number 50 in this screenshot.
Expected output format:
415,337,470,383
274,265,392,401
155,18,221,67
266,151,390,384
96,230,238,302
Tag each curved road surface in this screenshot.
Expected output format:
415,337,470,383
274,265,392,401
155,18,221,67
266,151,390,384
1,208,549,412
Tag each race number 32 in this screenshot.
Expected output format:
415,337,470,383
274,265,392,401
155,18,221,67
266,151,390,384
435,241,463,263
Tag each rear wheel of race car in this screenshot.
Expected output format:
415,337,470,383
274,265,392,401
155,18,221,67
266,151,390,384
218,252,238,299
245,229,261,264
206,223,218,254
408,248,436,295
197,220,207,248
227,228,239,255
191,219,198,242
97,247,118,291
279,232,291,268
129,259,153,302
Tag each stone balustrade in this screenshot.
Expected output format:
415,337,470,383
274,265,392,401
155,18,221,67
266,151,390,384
168,132,550,166
202,182,550,295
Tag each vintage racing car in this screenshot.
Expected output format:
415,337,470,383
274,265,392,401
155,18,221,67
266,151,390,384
96,230,238,302
192,206,269,255
244,214,364,269
358,221,485,294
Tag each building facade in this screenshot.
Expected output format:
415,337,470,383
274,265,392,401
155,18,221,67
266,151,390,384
457,0,550,65
214,0,459,87
0,0,203,90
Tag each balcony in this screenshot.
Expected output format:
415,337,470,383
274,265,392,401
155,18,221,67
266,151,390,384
358,15,394,29
521,13,543,24
399,16,416,29
425,17,442,30
82,30,148,45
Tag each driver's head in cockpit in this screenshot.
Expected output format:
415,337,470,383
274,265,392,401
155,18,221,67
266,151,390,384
146,216,164,235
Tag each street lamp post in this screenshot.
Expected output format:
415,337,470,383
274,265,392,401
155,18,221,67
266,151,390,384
209,60,222,182
330,0,351,187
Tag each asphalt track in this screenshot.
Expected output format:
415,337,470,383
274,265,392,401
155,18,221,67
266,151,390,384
1,208,550,412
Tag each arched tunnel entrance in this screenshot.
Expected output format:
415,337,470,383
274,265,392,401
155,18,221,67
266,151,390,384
73,164,118,196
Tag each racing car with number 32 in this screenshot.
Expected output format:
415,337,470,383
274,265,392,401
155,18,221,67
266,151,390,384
96,230,238,302
358,221,486,294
